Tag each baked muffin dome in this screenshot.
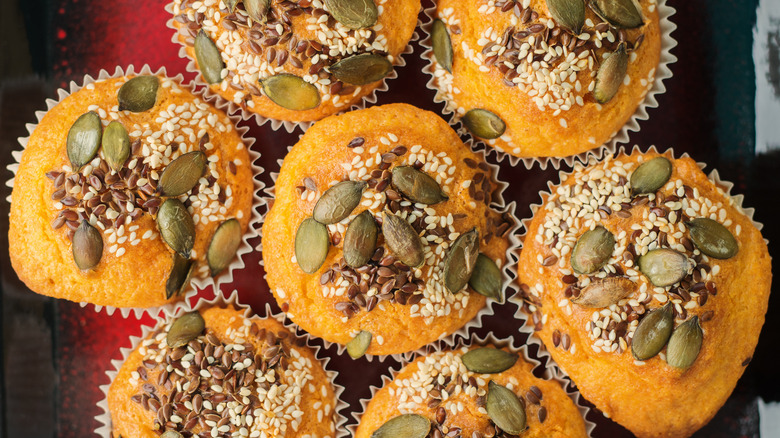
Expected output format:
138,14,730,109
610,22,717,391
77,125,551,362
262,103,514,356
354,343,588,437
108,305,340,437
9,73,254,309
170,0,420,124
516,150,771,437
426,0,662,159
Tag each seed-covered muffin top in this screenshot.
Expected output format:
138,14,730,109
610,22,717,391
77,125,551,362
262,103,514,356
9,74,254,309
516,150,772,436
170,0,420,123
108,306,339,438
427,0,662,159
355,344,587,438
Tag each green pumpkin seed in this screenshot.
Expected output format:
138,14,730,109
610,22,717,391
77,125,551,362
573,277,635,308
468,253,503,301
160,432,184,438
344,211,377,268
101,121,131,171
72,221,103,270
295,217,330,273
371,414,430,438
593,43,628,104
157,199,196,258
631,303,674,361
346,330,371,359
432,19,453,73
324,0,378,29
224,0,240,12
207,218,242,276
381,213,424,267
487,381,527,435
461,348,518,374
590,0,643,29
166,254,195,299
67,111,102,170
666,316,703,369
547,0,585,34
391,166,448,205
444,228,479,294
462,109,506,140
686,218,739,259
630,156,672,195
330,53,392,85
262,73,321,111
117,75,159,112
245,0,270,24
195,30,225,84
159,151,207,197
313,180,366,224
570,226,615,274
166,311,205,349
638,248,689,287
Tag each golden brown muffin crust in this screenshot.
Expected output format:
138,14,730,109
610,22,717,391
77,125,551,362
516,151,772,437
355,344,587,438
9,75,254,309
171,0,420,122
429,0,662,159
108,306,338,438
263,103,513,355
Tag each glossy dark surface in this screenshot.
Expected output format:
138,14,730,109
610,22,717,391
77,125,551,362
0,0,777,437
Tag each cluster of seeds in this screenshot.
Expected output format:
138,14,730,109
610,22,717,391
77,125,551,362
47,75,245,299
127,311,334,438
173,0,395,111
430,0,658,153
519,154,742,367
371,347,548,438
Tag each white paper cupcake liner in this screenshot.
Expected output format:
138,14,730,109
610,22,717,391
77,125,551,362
509,143,767,382
165,1,422,134
94,291,349,438
5,64,265,320
258,140,521,363
347,331,597,437
419,1,678,170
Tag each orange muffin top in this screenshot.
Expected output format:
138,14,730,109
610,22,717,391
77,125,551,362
171,0,420,123
355,344,588,438
108,306,339,438
427,0,662,159
262,103,513,356
9,74,254,309
516,150,771,437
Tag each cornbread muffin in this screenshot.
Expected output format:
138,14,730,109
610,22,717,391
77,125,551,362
426,0,663,159
9,73,254,309
107,305,340,438
170,0,420,124
262,103,514,356
354,344,587,437
515,150,772,437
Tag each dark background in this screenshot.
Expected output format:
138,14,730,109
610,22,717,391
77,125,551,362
0,0,777,436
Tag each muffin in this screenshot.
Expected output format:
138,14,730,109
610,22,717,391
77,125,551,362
515,149,772,437
169,0,420,124
8,72,255,309
354,342,588,437
425,0,663,159
107,305,340,437
262,103,514,356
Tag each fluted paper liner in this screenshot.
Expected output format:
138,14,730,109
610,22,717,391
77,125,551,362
165,1,421,133
259,141,521,362
5,65,265,320
94,292,349,438
347,332,597,436
419,1,678,170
